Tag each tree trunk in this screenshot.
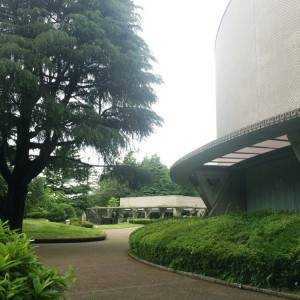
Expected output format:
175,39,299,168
0,183,28,232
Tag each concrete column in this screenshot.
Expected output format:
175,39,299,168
131,208,137,219
196,209,205,216
98,209,104,218
159,207,167,219
118,209,125,222
173,207,184,217
144,208,151,218
90,208,98,217
106,208,113,218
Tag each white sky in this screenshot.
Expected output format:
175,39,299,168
132,0,230,167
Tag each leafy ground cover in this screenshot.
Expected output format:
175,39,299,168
129,210,300,293
0,221,74,299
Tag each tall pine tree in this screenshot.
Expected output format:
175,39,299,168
0,0,162,230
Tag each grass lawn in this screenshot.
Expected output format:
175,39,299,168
23,219,140,239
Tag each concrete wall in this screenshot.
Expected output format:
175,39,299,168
120,195,205,208
216,0,300,137
246,154,300,211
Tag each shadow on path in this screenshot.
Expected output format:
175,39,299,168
36,227,285,300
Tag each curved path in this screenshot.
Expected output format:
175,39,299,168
36,227,287,300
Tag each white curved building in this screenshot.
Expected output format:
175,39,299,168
171,0,300,215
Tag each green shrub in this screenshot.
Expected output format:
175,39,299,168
59,203,76,219
49,205,67,222
0,220,75,299
70,217,81,226
81,221,94,228
129,210,300,293
26,211,50,219
129,218,154,225
49,204,76,222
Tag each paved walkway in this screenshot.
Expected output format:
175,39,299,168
36,227,285,300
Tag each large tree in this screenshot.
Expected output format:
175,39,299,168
0,0,162,230
94,153,197,206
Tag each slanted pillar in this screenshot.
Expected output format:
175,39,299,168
118,209,125,222
159,207,167,219
288,131,300,163
144,208,151,218
98,209,104,218
106,208,113,218
173,207,184,217
131,208,137,219
90,208,98,217
196,209,205,216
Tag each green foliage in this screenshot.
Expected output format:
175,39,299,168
70,218,81,226
0,220,75,299
26,211,50,219
129,218,154,225
60,204,76,220
0,0,162,230
88,177,130,208
107,197,120,207
0,174,7,197
81,221,94,229
48,203,75,222
135,154,181,196
44,146,93,211
129,211,300,293
93,153,197,207
24,177,55,216
49,206,67,223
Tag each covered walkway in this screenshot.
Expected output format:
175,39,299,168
88,206,205,221
35,228,285,299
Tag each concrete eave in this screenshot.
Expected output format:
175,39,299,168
170,112,300,189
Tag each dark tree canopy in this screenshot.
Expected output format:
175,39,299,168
0,0,162,230
92,153,197,206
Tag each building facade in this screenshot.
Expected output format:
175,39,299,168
170,0,300,215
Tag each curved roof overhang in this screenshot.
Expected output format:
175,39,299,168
170,110,300,189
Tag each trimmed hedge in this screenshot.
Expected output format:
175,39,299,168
81,221,94,228
128,218,154,225
26,211,50,219
0,220,75,299
129,210,300,293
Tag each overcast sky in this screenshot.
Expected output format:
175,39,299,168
132,0,230,167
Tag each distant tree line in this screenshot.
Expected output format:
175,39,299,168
0,152,196,221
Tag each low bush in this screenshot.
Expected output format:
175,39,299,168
129,218,154,225
26,210,50,219
0,220,75,299
129,210,300,293
81,221,94,228
70,217,81,226
49,204,76,222
49,205,67,222
60,203,76,220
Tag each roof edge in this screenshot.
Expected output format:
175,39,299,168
170,109,300,188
